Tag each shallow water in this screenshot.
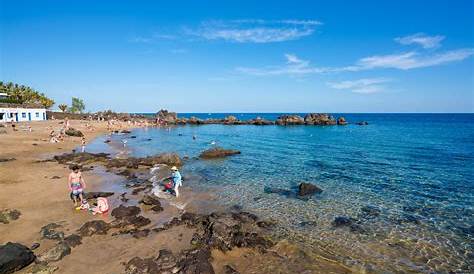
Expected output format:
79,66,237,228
87,113,474,273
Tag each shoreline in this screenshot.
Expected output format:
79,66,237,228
0,120,352,274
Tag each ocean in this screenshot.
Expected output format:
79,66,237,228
87,113,474,273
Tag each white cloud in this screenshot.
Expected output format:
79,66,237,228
327,78,391,94
236,54,329,76
395,33,445,49
348,48,474,70
187,19,320,43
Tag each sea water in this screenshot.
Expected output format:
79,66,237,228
87,113,474,273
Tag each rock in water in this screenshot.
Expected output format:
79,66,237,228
199,147,241,159
298,182,323,196
332,216,355,227
83,191,114,199
0,243,35,273
111,205,141,219
38,242,71,262
29,263,59,274
139,195,161,206
65,128,84,137
0,209,21,224
63,234,82,248
275,115,305,125
304,113,337,125
224,265,240,274
337,117,348,125
124,257,159,274
40,223,64,241
78,220,110,236
356,121,369,125
156,109,178,124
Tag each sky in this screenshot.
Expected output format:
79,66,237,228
0,0,473,113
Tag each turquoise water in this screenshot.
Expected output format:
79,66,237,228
89,113,474,273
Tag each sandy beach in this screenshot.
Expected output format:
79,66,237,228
0,120,352,274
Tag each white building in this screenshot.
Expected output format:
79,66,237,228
0,105,47,122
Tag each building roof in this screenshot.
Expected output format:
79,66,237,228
0,102,46,109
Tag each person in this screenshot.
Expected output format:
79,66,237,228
81,137,86,152
68,165,86,207
170,166,182,198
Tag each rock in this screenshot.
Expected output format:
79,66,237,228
124,257,159,274
53,152,110,165
298,182,323,196
0,158,15,163
249,117,273,125
65,128,83,137
0,242,36,274
356,121,369,126
83,192,114,199
187,116,204,125
29,263,58,274
276,115,305,125
121,130,132,134
199,147,241,159
132,229,150,239
111,205,141,219
155,249,177,270
337,117,348,125
264,187,293,197
50,176,61,179
177,248,215,274
304,113,337,125
40,223,64,241
0,209,21,224
63,234,82,248
223,116,238,125
156,109,178,124
360,205,381,218
332,216,356,227
78,220,110,236
223,265,239,274
140,195,161,206
38,242,71,262
150,205,163,212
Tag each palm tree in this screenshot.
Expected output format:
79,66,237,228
58,104,68,112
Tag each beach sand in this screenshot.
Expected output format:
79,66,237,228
0,120,352,274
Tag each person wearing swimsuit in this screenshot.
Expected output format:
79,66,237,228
68,165,86,207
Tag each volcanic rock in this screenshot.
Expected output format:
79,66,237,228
199,147,241,159
0,209,21,224
304,113,337,125
40,223,64,241
38,242,71,262
298,182,323,196
64,128,83,137
78,220,110,236
83,191,114,199
0,242,36,273
111,205,141,219
63,234,82,248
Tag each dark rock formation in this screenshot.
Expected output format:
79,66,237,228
65,128,84,137
177,248,215,274
0,209,21,224
187,116,204,125
298,182,323,196
332,216,355,227
199,147,241,159
132,229,150,239
360,205,381,218
0,242,36,274
124,256,160,274
40,223,64,241
139,195,161,206
223,265,239,274
83,191,114,199
63,234,83,248
337,117,348,125
156,109,178,124
249,117,274,125
304,113,337,125
111,205,141,219
38,242,71,262
78,220,110,236
356,121,369,126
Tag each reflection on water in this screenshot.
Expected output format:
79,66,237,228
87,114,474,273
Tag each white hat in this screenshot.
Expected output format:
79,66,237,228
171,166,178,171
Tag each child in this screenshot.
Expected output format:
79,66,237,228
68,165,86,207
81,137,86,152
170,166,182,198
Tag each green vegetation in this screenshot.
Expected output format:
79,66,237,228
70,97,85,113
0,81,55,108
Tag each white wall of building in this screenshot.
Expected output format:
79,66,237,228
0,107,47,122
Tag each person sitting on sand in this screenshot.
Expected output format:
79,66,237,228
68,165,86,207
170,166,182,198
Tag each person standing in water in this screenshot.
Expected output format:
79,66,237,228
68,165,86,207
170,166,182,198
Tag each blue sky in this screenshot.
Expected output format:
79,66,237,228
0,0,473,113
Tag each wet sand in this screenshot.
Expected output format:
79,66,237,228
0,120,352,274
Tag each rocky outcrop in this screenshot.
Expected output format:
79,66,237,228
38,242,71,263
139,195,163,212
199,147,241,159
304,113,336,125
110,205,151,230
83,192,114,199
65,128,84,137
249,117,274,125
0,209,21,224
111,205,141,219
298,182,323,196
276,115,305,125
40,223,64,241
187,116,205,125
63,234,82,248
78,220,110,236
356,121,369,125
337,117,348,125
156,109,177,124
0,242,36,274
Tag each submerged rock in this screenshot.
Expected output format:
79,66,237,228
177,248,215,274
360,205,381,218
124,256,159,274
0,242,36,274
199,147,241,159
111,205,141,219
64,128,83,137
83,191,114,199
332,216,355,227
63,234,82,248
298,182,323,196
38,242,71,263
0,208,21,224
29,263,59,274
223,265,239,274
356,121,369,126
40,223,64,241
78,220,110,236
